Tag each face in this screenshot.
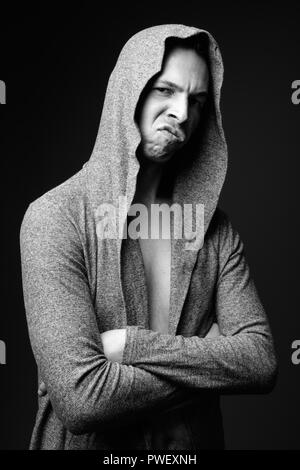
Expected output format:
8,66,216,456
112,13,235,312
137,46,209,163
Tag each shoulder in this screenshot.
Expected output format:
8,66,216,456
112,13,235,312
207,207,244,259
208,207,235,241
31,166,88,212
21,165,89,221
20,168,88,245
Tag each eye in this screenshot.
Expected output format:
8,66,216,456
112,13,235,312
153,87,174,96
189,96,204,107
189,97,198,106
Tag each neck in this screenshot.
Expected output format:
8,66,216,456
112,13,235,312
133,157,165,207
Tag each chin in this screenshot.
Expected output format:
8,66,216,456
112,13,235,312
143,142,178,163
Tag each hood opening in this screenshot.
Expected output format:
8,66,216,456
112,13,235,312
133,32,214,200
87,24,227,239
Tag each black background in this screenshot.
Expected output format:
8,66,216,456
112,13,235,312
0,1,299,450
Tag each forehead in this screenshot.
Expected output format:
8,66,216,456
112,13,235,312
157,47,209,91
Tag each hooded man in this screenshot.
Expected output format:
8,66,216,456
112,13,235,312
20,24,277,450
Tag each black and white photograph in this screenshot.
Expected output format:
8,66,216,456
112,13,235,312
0,1,299,455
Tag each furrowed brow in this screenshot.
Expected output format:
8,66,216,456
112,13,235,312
156,80,208,97
156,80,184,92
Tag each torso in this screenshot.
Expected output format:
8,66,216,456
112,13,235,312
138,197,171,333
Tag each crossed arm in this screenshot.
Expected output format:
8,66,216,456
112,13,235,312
38,323,221,396
95,324,221,362
38,329,130,395
21,200,277,435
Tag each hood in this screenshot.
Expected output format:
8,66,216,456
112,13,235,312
86,24,227,241
84,25,228,333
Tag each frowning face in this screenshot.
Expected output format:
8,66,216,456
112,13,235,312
137,46,209,163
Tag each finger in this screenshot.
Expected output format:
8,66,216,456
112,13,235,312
38,381,47,396
205,322,221,338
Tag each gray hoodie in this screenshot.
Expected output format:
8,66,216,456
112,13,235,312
20,24,277,450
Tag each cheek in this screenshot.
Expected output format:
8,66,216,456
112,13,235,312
140,103,164,132
188,109,201,135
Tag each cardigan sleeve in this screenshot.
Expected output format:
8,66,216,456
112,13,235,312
20,198,190,435
122,214,278,393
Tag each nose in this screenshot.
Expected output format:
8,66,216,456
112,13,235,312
167,94,189,124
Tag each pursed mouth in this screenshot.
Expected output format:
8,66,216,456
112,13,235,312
158,125,185,142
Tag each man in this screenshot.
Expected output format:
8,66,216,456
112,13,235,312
20,24,277,450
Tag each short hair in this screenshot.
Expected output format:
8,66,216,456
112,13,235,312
163,32,210,68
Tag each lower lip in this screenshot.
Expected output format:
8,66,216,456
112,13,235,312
159,129,180,139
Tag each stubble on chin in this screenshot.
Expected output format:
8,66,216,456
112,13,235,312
141,142,175,162
142,133,182,161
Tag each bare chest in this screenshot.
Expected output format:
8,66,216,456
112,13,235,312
139,237,171,333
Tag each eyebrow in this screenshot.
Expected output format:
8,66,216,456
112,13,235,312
156,79,208,97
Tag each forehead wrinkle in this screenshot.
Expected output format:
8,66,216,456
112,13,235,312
156,78,208,96
158,47,208,94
